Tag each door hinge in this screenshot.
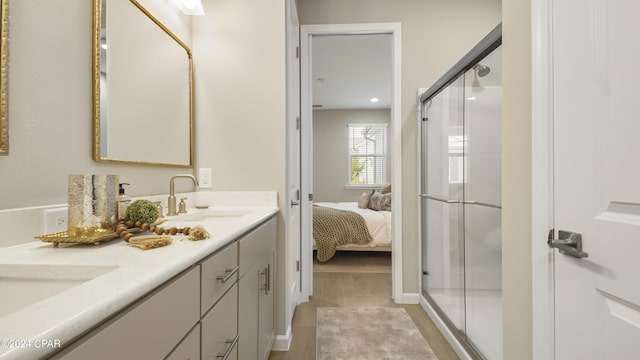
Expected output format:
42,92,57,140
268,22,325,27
308,193,313,201
296,260,300,272
296,116,300,130
296,46,299,59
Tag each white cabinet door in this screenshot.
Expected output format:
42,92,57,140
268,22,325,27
258,250,275,360
552,0,640,358
238,264,259,360
238,218,277,360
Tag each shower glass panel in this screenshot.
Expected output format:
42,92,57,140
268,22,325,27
463,47,502,360
422,77,465,331
420,35,502,360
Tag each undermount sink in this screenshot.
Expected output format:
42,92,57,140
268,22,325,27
173,209,252,222
0,264,118,318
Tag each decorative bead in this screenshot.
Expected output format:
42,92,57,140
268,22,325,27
123,232,133,242
155,227,164,235
140,223,149,231
149,225,156,233
169,227,178,235
135,221,142,228
183,227,190,235
125,220,135,228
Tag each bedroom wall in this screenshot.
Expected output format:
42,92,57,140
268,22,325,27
298,0,502,295
313,108,390,202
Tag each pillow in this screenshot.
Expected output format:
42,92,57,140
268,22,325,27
380,183,392,194
358,190,374,209
368,191,391,211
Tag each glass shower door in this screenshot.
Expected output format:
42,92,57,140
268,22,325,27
462,47,502,360
421,42,502,360
421,77,465,332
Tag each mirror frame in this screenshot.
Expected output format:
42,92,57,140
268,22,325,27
0,0,8,156
92,0,194,167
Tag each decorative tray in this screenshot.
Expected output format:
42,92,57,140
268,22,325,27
35,228,141,247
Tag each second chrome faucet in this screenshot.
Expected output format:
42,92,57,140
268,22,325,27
167,174,199,216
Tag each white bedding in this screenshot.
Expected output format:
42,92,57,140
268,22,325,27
314,202,392,249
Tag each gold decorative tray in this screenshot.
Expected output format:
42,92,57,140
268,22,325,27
35,228,143,247
35,230,119,247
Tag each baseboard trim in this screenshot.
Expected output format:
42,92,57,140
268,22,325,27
419,296,473,360
402,292,420,304
271,325,292,351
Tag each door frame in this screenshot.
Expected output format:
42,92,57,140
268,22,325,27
300,22,403,302
531,0,555,358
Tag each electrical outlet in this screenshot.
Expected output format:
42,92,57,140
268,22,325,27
199,168,213,188
44,207,68,234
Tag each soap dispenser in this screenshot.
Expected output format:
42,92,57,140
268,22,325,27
117,183,131,221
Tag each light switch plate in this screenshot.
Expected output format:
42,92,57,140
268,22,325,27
198,168,212,188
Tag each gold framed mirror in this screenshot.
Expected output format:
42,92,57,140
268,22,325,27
92,0,194,167
0,0,8,156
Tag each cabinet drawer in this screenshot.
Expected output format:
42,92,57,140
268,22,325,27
200,242,238,314
239,218,276,277
202,283,238,360
165,323,200,360
54,266,200,360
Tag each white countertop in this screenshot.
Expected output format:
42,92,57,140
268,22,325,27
0,193,278,359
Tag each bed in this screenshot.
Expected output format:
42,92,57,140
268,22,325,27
313,201,392,262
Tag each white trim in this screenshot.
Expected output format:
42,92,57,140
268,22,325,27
271,325,293,351
402,293,420,304
419,296,473,360
531,0,555,359
300,23,403,302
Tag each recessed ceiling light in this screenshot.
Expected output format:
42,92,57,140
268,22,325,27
370,97,379,103
175,0,205,15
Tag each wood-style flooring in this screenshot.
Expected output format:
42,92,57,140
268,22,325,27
269,257,460,360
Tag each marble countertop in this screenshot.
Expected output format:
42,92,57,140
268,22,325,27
0,191,279,359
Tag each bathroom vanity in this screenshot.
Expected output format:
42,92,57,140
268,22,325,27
0,192,278,360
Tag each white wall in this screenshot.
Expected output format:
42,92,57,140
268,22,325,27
192,0,288,338
0,1,197,211
313,108,390,202
298,0,502,295
502,0,532,358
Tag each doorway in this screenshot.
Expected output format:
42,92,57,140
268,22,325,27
299,23,403,303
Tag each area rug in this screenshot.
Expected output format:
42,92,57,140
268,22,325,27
316,307,438,360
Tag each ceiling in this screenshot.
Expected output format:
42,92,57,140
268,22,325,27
312,34,392,110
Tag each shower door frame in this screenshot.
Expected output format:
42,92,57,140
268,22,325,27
418,23,502,360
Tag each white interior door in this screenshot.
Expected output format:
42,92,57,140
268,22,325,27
286,0,301,314
552,0,640,358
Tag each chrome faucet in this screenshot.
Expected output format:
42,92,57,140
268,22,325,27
167,174,199,216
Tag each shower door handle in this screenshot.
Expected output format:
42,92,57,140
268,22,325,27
548,230,588,259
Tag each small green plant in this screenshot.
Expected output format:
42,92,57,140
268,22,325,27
125,199,159,224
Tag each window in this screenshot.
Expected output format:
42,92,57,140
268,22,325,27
448,134,466,184
348,124,387,186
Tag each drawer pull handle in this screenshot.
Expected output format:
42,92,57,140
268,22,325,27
216,334,239,360
216,266,239,283
259,264,271,295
